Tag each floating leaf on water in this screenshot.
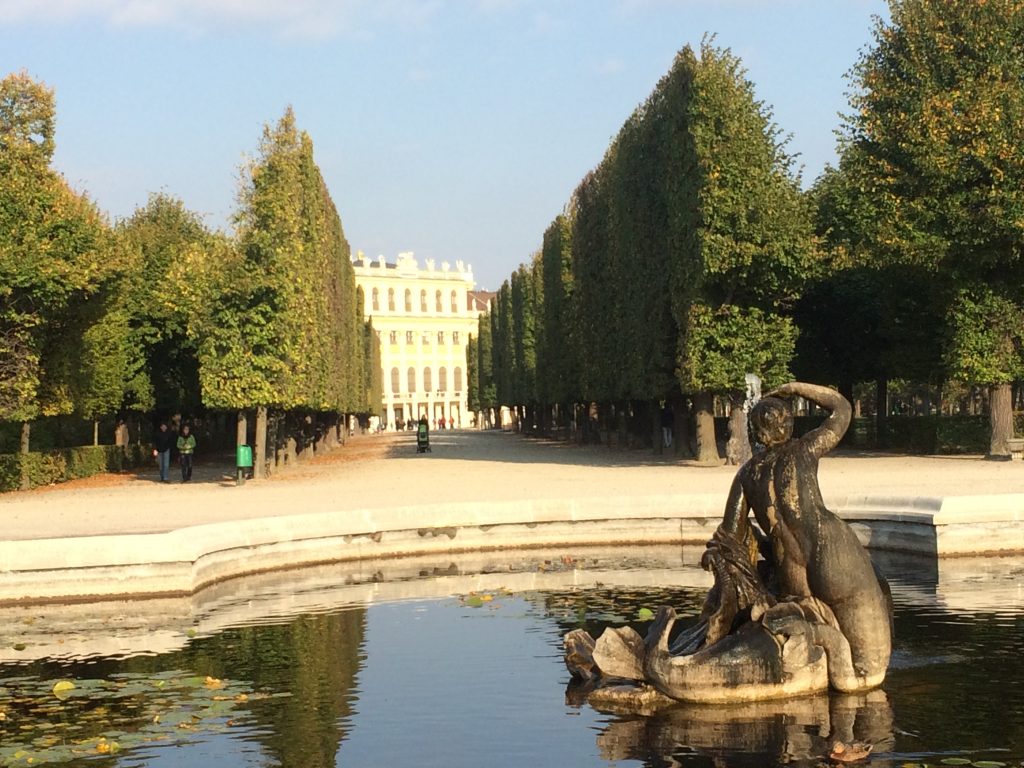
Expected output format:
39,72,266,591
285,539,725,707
51,680,75,700
940,760,972,766
11,643,26,651
464,595,484,607
971,762,1007,768
637,608,655,621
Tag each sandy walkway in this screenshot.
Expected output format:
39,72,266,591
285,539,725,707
2,430,1024,541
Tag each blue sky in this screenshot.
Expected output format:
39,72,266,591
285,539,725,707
1,0,889,290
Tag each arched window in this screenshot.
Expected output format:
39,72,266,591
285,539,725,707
390,367,400,394
372,287,380,312
436,290,443,312
404,289,412,313
454,366,463,393
420,290,427,312
407,367,417,393
424,367,433,392
451,290,459,313
388,288,395,312
439,367,448,393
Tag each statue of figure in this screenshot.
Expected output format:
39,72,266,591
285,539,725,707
565,382,893,704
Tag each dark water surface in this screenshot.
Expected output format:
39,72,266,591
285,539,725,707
1,548,1023,767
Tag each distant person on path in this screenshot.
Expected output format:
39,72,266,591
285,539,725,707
661,404,673,449
153,422,174,482
177,424,196,482
416,415,430,453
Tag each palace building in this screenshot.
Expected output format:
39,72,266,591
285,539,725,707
352,251,492,430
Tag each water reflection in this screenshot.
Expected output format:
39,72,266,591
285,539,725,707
0,547,1023,767
589,690,893,766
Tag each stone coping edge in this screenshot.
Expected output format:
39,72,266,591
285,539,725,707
2,492,1024,603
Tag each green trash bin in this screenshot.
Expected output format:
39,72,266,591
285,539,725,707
236,444,253,468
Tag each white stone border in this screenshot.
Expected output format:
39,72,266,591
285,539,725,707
3,493,1024,604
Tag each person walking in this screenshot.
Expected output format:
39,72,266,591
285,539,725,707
153,422,174,482
661,404,674,449
177,424,196,482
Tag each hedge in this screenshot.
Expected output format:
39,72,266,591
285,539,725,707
717,414,1000,455
0,445,149,492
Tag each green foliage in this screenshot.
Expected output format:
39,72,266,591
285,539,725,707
188,239,288,410
193,107,363,416
0,444,146,492
0,70,55,164
569,168,617,402
945,286,1024,386
117,193,210,414
679,303,797,393
492,284,515,407
847,0,1024,276
475,313,496,410
685,40,816,309
362,313,383,416
834,0,1024,393
466,333,480,412
510,261,539,406
489,39,812,412
537,214,576,405
0,72,123,424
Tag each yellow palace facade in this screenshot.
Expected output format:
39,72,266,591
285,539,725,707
353,251,488,430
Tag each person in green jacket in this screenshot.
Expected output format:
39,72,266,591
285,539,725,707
177,424,196,482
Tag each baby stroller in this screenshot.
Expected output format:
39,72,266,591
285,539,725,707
416,420,431,453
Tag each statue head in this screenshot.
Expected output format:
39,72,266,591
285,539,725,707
749,396,793,448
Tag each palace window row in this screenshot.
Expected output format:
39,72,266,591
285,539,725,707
389,366,464,395
382,330,462,346
371,287,463,315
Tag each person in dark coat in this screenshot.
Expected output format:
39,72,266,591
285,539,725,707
153,422,174,483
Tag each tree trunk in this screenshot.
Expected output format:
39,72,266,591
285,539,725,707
255,406,268,479
93,420,99,446
839,378,854,416
19,421,30,490
875,378,888,449
725,397,751,466
988,382,1013,459
694,391,721,465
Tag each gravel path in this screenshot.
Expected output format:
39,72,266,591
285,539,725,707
2,430,1024,541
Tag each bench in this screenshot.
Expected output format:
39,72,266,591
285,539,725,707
1009,438,1024,461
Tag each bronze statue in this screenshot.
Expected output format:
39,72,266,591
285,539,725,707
565,382,893,703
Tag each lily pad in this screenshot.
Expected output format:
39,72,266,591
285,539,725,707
51,680,75,700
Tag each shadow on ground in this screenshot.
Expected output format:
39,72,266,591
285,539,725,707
381,429,707,468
